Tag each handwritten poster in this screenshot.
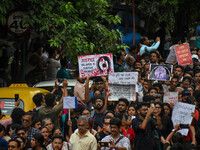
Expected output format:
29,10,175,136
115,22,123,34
148,64,173,81
108,84,136,101
108,72,138,85
163,92,178,104
175,43,193,66
171,102,195,136
78,53,114,78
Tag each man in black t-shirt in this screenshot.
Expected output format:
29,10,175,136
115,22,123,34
95,116,111,142
132,102,162,150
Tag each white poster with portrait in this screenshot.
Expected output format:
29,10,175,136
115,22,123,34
78,53,114,78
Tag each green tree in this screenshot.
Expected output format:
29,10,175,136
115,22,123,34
1,0,126,64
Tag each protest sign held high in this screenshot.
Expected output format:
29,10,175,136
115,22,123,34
78,53,114,77
163,92,178,104
175,43,193,66
108,72,138,101
108,72,138,85
148,64,173,81
171,102,195,136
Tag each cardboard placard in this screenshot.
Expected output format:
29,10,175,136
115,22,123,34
163,92,178,104
108,84,136,101
171,102,195,136
108,72,138,85
148,64,173,81
175,43,193,66
78,53,114,77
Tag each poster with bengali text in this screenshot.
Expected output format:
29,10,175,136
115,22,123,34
108,84,136,101
108,72,138,85
78,53,114,78
175,43,193,66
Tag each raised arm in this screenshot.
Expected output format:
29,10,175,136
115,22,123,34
165,124,180,144
59,79,68,104
84,76,91,103
51,79,60,94
99,76,108,113
139,107,154,130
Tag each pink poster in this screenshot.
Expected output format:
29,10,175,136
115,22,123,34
78,53,114,77
175,43,193,66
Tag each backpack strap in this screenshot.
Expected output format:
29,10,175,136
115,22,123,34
114,136,124,145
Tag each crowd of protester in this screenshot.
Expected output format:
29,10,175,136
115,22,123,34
0,35,200,150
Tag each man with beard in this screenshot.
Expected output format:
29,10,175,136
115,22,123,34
69,115,97,150
132,102,162,150
74,71,86,105
92,95,108,128
174,65,184,82
117,98,129,115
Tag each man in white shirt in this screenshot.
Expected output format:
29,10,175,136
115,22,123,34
69,116,97,150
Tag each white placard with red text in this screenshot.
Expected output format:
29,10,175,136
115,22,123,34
163,92,178,104
78,53,114,77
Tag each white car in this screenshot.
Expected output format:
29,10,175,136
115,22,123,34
33,79,93,101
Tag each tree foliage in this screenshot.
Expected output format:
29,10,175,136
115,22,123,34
0,0,126,64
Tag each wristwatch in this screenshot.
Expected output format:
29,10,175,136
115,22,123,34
172,129,176,132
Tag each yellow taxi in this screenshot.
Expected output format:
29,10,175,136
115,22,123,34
0,84,50,119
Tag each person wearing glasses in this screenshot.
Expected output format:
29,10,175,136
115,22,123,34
12,112,40,142
69,115,97,150
15,126,31,149
95,116,111,142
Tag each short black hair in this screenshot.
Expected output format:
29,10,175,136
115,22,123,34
33,93,44,107
150,51,159,58
92,95,105,104
33,133,44,146
103,116,112,124
60,56,68,67
148,87,158,93
110,117,121,129
136,102,148,110
172,74,179,80
15,136,26,144
8,139,21,148
16,125,26,134
176,65,184,72
153,83,163,91
182,76,192,84
45,93,56,107
23,112,34,121
115,49,124,60
11,108,25,124
94,77,103,83
52,135,64,143
118,98,129,106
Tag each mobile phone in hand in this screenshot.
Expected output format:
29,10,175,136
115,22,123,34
99,142,109,147
180,124,189,128
15,94,19,102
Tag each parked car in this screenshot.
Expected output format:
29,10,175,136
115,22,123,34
33,79,93,101
0,84,50,119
